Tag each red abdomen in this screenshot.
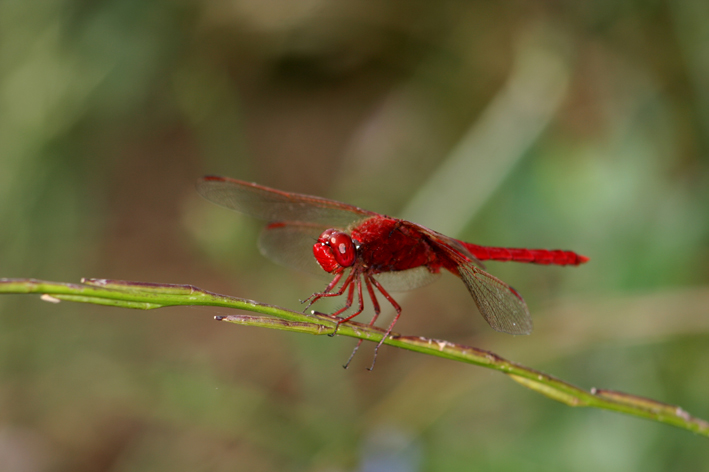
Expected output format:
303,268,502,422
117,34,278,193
462,243,589,266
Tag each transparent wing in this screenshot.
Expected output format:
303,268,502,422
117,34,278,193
196,176,376,228
374,266,441,292
456,261,532,335
413,223,532,335
257,221,332,279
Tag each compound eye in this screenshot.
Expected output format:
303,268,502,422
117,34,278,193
328,231,356,267
313,229,356,273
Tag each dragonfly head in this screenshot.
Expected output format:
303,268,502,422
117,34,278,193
313,229,357,273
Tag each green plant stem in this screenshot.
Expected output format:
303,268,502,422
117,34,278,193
1,277,707,437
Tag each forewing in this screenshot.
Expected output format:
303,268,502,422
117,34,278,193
196,176,375,228
456,261,532,335
257,222,332,279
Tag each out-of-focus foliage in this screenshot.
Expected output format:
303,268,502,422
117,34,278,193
0,0,708,470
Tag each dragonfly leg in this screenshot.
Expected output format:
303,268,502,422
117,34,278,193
330,274,368,338
334,276,364,320
367,276,402,371
326,280,356,337
302,269,351,312
343,277,381,369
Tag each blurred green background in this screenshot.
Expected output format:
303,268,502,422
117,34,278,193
1,0,708,470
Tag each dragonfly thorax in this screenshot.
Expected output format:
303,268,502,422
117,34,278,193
313,229,357,273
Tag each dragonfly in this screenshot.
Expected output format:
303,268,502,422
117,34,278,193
196,175,589,369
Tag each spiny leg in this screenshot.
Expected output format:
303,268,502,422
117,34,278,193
343,277,381,369
335,275,365,323
327,279,357,337
302,270,344,308
302,269,352,312
367,276,402,371
328,276,366,338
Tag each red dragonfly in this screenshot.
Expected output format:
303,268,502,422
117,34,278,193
197,176,589,368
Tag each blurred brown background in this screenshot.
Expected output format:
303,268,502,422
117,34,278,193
1,0,708,470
